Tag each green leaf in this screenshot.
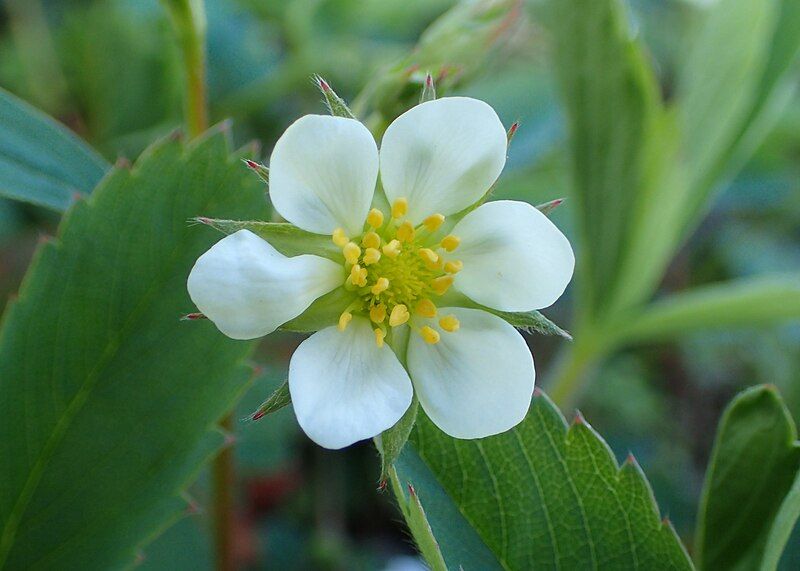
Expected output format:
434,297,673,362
616,274,800,344
614,0,800,312
250,380,291,421
538,0,662,318
194,218,341,261
761,471,800,571
678,0,799,220
398,392,693,570
0,128,269,569
0,87,110,210
696,385,800,571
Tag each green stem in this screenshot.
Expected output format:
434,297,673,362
545,336,605,410
161,0,208,137
212,414,235,571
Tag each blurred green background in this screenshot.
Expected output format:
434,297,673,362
0,0,798,568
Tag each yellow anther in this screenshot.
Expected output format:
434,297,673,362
362,231,381,249
363,247,381,266
420,326,440,344
444,260,463,274
371,277,390,295
430,275,454,295
369,304,387,324
425,257,444,271
332,228,349,247
367,208,384,228
439,315,460,332
440,235,460,252
389,304,410,327
349,264,367,287
337,311,352,331
423,213,445,232
343,242,361,264
415,298,437,318
392,198,408,219
382,239,401,258
374,328,386,348
418,248,439,264
397,221,415,243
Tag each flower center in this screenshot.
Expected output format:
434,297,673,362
332,198,463,347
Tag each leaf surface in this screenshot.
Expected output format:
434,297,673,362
0,88,109,210
0,129,268,569
696,385,800,571
396,393,693,570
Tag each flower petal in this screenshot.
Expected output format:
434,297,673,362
379,97,507,223
269,115,379,235
452,200,575,311
289,318,413,449
407,308,534,439
187,230,343,340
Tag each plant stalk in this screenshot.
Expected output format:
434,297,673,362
213,414,236,571
545,335,604,410
161,0,209,138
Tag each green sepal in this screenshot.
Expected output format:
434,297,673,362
250,380,291,421
193,218,341,261
279,287,356,333
440,291,572,340
535,197,565,216
419,73,437,103
314,75,357,119
242,159,269,185
377,396,419,486
487,308,572,340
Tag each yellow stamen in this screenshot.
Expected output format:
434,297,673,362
392,198,408,219
343,242,361,265
337,311,352,331
371,277,390,295
418,248,438,264
397,221,415,243
374,328,386,348
369,304,386,324
426,257,444,271
430,275,454,295
362,231,381,249
389,304,410,327
415,299,437,318
363,247,381,266
367,208,384,228
439,315,460,332
349,264,367,287
423,213,445,232
440,235,460,252
382,239,401,258
420,326,440,344
444,260,463,274
332,228,349,247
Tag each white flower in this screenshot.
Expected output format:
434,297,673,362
188,97,574,449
